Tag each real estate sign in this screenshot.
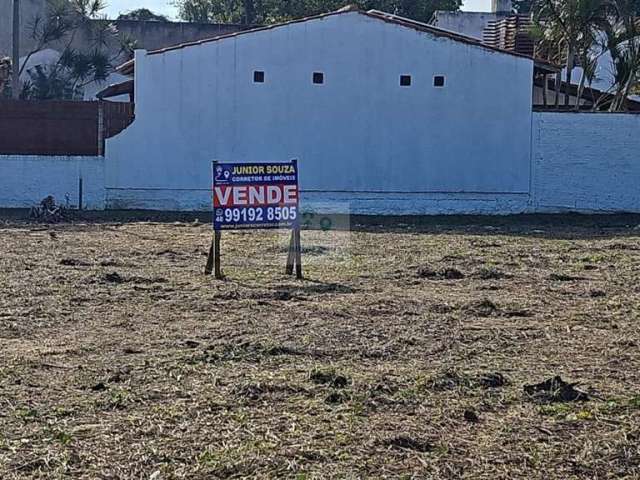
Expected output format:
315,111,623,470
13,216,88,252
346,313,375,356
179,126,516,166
212,160,299,230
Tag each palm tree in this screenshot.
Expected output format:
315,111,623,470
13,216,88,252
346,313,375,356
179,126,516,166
533,0,610,107
17,0,123,100
602,0,640,111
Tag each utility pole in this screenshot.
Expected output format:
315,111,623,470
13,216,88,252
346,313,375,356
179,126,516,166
11,0,20,98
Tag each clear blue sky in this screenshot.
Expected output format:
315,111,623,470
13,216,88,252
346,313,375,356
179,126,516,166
103,0,492,20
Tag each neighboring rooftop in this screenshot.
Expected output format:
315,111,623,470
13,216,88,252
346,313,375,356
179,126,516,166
117,6,558,76
0,0,250,58
431,0,514,40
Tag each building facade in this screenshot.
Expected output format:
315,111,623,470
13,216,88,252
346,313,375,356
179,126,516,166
3,7,639,214
105,8,535,212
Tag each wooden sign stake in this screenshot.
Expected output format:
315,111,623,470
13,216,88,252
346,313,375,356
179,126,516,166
205,230,223,279
294,226,302,279
285,230,295,275
285,226,303,279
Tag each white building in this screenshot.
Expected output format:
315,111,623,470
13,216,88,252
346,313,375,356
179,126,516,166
431,0,514,40
3,7,640,214
432,1,638,105
105,7,547,213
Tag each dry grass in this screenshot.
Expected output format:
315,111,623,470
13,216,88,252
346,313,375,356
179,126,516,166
1,213,639,479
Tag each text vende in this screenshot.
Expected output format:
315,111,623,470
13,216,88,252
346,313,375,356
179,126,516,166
214,184,298,207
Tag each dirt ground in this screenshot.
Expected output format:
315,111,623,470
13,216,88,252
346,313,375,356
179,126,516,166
1,212,639,479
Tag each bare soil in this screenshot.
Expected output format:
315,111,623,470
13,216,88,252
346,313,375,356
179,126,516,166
1,212,639,479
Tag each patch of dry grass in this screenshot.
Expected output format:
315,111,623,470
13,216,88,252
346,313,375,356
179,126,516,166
0,214,639,479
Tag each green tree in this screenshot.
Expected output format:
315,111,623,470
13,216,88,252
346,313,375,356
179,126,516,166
174,0,461,25
118,8,170,21
0,56,11,97
18,0,125,100
602,0,640,110
532,0,609,107
513,0,534,13
533,0,640,111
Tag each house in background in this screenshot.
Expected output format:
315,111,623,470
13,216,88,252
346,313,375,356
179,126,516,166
0,0,249,100
431,0,515,40
431,0,640,109
3,6,640,214
104,6,551,212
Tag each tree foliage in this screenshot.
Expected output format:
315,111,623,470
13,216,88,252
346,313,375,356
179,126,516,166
532,0,640,110
513,0,534,13
533,0,609,107
599,0,640,108
0,57,11,97
174,0,461,25
118,8,170,21
18,0,125,100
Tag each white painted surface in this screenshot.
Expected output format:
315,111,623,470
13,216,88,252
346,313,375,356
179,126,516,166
3,113,640,214
105,109,640,214
430,11,503,40
105,11,534,211
532,112,640,213
0,155,105,209
5,13,639,216
19,49,61,77
103,188,531,214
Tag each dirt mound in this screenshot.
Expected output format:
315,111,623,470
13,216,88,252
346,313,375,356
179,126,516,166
475,267,507,280
60,258,91,267
464,409,480,423
383,436,432,453
429,370,508,391
549,273,585,282
104,272,124,284
102,272,167,284
524,376,589,403
310,370,350,388
466,299,499,317
416,266,465,280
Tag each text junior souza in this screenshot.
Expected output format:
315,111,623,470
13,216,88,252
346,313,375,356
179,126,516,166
231,165,295,175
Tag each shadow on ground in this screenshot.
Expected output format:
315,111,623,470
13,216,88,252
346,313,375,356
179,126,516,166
2,208,640,240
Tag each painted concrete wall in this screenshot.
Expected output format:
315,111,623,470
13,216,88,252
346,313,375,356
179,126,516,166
532,112,640,213
105,111,640,215
105,11,534,211
112,20,246,51
3,114,640,214
0,155,105,209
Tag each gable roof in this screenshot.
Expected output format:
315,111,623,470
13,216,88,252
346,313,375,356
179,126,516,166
117,6,559,75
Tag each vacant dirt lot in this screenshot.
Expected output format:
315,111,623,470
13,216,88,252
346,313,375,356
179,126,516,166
1,213,639,479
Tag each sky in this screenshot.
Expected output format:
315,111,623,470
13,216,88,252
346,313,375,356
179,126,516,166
103,0,492,20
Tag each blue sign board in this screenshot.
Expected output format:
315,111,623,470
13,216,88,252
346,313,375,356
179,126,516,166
212,160,299,230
